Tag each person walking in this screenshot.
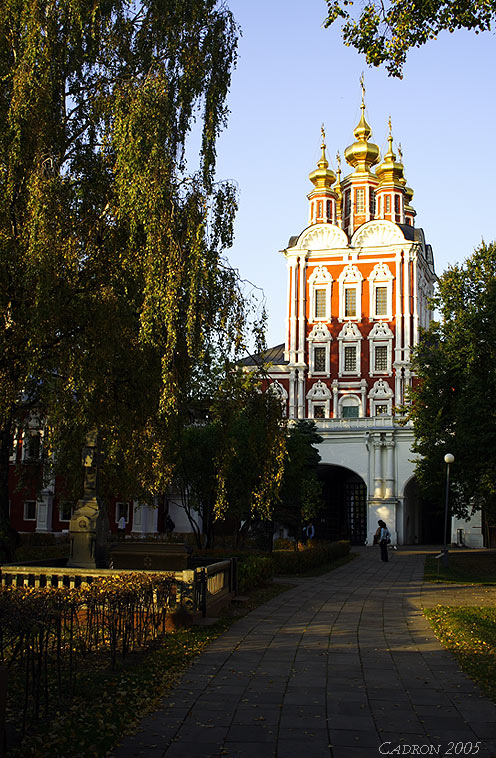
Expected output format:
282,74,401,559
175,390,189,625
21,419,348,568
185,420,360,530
376,519,391,562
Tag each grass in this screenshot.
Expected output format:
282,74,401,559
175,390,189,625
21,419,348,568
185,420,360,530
425,606,496,704
5,581,294,758
424,550,496,584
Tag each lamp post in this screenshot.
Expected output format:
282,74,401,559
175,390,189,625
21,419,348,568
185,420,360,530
442,453,455,567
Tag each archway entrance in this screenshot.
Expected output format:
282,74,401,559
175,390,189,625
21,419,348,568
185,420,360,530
315,465,367,545
403,476,443,544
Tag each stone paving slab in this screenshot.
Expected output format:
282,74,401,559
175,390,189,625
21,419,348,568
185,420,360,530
111,547,496,758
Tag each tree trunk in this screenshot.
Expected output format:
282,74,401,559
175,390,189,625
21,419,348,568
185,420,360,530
0,422,20,563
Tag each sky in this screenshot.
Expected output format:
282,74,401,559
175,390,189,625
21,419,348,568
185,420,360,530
212,0,496,348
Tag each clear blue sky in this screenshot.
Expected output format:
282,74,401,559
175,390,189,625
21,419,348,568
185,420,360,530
212,0,496,347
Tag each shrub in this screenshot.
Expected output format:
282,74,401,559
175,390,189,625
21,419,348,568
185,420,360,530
271,540,350,574
237,555,274,593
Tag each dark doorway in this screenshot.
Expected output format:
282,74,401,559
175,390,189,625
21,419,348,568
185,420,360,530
403,476,443,544
316,465,367,545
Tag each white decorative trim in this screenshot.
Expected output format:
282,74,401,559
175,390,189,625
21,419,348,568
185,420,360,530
267,380,288,401
307,323,332,377
306,379,331,419
338,264,363,321
368,321,394,376
351,219,405,247
297,223,348,251
308,265,333,322
368,261,394,320
369,378,394,416
338,393,361,419
337,322,362,377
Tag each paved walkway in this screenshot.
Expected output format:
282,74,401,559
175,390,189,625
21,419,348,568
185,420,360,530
112,547,496,758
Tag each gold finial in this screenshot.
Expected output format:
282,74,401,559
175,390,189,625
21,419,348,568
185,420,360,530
388,116,392,136
321,123,326,147
398,142,403,163
336,150,341,172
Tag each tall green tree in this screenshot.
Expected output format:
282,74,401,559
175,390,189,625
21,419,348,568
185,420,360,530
275,420,323,542
409,241,496,521
323,0,496,76
0,0,242,560
173,366,287,548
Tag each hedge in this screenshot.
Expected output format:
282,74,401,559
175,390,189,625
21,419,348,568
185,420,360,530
271,540,350,575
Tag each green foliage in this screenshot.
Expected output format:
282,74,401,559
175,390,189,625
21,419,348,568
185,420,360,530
324,0,496,76
0,573,175,738
174,367,287,547
409,241,496,520
424,551,496,585
0,1,248,557
275,420,323,538
236,554,274,593
271,540,350,574
426,606,496,704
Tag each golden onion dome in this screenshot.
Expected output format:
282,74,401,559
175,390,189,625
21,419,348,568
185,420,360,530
376,121,405,186
309,127,336,190
344,101,380,173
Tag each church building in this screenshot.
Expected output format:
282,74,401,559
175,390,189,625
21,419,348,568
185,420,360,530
246,94,484,547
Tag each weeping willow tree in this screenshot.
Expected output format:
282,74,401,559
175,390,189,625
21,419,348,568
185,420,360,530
0,0,248,559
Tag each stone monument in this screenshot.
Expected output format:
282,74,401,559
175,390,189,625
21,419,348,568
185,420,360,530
67,430,108,568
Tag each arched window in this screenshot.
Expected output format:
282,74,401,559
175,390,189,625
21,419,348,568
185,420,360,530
368,262,394,321
338,264,363,322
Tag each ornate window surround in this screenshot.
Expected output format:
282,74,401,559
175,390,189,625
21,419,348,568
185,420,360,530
368,321,394,377
267,380,289,417
338,263,363,321
338,393,361,418
306,380,331,419
368,378,394,416
368,261,394,321
338,322,362,377
308,265,332,322
307,323,332,377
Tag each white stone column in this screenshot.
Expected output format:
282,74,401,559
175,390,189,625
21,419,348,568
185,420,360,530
384,434,395,499
360,379,367,418
289,369,297,419
373,435,383,499
297,370,306,419
297,254,307,366
332,380,339,418
36,489,54,532
289,260,298,363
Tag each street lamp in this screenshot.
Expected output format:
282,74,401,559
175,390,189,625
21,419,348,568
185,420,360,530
442,453,455,567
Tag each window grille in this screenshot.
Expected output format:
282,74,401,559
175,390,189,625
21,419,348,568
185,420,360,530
374,345,388,372
314,347,326,372
345,288,356,317
344,345,356,372
375,286,388,316
315,289,326,318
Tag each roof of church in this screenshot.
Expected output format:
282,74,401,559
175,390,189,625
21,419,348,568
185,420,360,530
238,343,288,367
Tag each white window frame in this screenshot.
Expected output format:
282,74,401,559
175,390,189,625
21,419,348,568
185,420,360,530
267,380,289,417
59,502,74,523
308,266,332,323
22,429,43,463
338,264,363,321
307,323,332,377
338,322,362,377
368,321,394,376
369,378,394,416
338,394,361,419
115,502,130,524
368,262,394,321
24,500,37,521
306,380,331,419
